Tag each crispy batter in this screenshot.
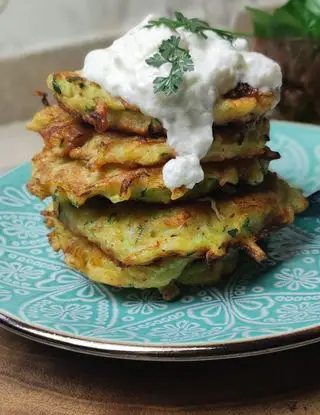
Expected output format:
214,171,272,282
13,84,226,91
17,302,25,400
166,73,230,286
27,105,270,167
47,71,277,134
28,149,278,206
45,208,239,291
33,91,50,107
26,105,91,155
52,173,308,266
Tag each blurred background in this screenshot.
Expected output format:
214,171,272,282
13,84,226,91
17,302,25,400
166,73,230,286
0,0,307,172
0,0,282,59
0,0,282,123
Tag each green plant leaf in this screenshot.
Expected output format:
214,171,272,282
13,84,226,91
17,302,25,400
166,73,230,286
145,11,246,95
159,36,181,61
146,53,167,68
306,0,320,16
146,35,194,95
146,11,239,41
247,0,320,39
153,74,183,96
246,8,275,38
228,228,238,238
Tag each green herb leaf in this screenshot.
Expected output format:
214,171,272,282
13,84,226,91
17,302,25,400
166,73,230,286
153,75,181,95
246,8,275,38
248,0,320,39
146,11,239,41
135,224,145,243
145,11,249,95
228,228,238,238
146,17,178,31
145,53,167,68
84,103,96,113
52,75,62,95
146,35,194,96
174,49,194,72
107,212,117,223
159,36,181,60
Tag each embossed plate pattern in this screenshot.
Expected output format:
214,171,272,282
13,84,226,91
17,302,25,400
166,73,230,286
1,120,320,360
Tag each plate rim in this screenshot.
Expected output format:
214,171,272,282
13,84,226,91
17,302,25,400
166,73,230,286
1,123,320,361
1,311,320,361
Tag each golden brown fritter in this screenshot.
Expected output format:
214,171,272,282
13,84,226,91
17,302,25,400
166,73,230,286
45,209,239,291
27,105,270,168
47,71,277,135
52,173,308,267
28,149,278,206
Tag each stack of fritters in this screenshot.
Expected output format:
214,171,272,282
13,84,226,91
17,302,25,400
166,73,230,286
27,72,308,298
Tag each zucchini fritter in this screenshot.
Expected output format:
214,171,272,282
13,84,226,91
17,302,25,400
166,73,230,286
28,150,277,206
27,105,270,168
47,71,277,134
45,209,239,291
52,174,307,267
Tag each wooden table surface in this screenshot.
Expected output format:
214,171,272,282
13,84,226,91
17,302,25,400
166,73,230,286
1,329,320,415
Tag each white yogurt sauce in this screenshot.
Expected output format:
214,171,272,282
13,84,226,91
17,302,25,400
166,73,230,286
82,15,282,190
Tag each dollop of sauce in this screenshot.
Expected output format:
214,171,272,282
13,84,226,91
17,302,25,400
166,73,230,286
82,15,282,190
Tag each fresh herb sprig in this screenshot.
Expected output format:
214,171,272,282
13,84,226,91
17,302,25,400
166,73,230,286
146,11,239,41
146,35,194,95
145,11,244,96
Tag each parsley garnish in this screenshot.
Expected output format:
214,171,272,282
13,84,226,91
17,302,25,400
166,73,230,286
146,35,194,95
145,11,243,95
146,11,238,41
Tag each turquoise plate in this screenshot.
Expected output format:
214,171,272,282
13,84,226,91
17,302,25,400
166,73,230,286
1,120,320,361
